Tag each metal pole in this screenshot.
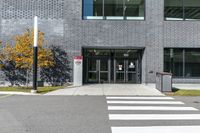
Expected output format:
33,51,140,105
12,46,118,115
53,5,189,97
31,16,38,93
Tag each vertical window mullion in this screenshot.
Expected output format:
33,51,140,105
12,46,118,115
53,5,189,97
182,0,185,20
170,49,173,73
183,49,185,77
103,0,105,19
123,0,125,20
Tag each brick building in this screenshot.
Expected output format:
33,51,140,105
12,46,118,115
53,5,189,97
1,0,200,84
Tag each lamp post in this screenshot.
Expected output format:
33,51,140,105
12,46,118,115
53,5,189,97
31,16,38,93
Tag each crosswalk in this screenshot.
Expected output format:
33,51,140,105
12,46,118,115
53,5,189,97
106,96,200,133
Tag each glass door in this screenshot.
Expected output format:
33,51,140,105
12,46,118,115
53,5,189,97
99,59,109,83
115,59,139,83
115,59,125,83
87,59,98,83
87,58,109,83
126,59,137,83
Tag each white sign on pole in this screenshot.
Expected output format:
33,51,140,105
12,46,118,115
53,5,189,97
73,56,83,86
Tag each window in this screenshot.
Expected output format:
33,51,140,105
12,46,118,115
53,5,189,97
164,48,200,78
83,0,145,20
164,0,183,20
104,0,124,20
125,0,145,20
185,49,200,77
164,0,200,20
83,0,104,19
184,0,200,20
164,49,183,77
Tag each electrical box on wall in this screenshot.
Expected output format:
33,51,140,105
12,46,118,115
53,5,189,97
73,56,83,86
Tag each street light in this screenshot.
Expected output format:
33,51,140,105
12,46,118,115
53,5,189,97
31,16,38,93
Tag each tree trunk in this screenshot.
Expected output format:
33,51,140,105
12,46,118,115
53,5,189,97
26,69,30,88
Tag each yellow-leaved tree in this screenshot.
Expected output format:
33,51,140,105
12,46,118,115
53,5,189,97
0,44,15,62
14,29,54,86
0,44,15,70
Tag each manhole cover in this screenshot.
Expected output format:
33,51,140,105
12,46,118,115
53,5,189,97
193,101,200,103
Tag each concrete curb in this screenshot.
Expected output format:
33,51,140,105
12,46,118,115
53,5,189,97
0,91,40,95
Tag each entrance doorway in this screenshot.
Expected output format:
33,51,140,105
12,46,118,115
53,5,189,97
83,48,143,84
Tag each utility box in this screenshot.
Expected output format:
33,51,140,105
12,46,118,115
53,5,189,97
37,81,44,87
73,56,83,86
156,72,172,92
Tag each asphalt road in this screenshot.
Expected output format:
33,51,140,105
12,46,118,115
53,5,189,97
0,95,200,133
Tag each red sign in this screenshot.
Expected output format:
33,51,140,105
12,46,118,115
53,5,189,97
74,56,83,60
75,60,82,65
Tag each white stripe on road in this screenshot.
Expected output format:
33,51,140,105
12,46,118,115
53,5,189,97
109,114,200,120
107,101,184,105
108,106,198,111
106,97,174,100
111,126,200,133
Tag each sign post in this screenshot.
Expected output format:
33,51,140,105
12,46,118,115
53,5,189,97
73,56,83,86
31,16,38,93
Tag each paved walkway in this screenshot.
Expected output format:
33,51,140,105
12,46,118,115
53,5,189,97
45,84,164,96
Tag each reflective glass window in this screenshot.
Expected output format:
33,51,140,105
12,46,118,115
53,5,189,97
184,0,200,20
164,0,183,20
83,0,103,19
125,0,145,20
83,0,145,20
164,49,170,73
165,0,200,21
104,0,124,20
114,49,138,58
164,48,200,78
185,49,200,77
85,49,110,57
164,49,183,77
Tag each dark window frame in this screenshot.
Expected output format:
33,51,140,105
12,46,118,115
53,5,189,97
82,0,146,21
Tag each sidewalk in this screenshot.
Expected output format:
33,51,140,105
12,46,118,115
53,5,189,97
45,84,164,96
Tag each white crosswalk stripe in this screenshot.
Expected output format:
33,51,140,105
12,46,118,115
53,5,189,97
108,106,198,111
111,126,200,133
106,96,174,100
107,101,184,105
106,96,200,133
109,114,200,120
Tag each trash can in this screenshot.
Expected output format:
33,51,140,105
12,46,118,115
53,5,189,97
156,72,172,92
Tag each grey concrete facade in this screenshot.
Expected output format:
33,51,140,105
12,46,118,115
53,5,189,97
1,0,200,83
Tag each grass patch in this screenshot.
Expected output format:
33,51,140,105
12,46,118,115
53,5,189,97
0,86,65,94
166,88,200,96
37,86,65,94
